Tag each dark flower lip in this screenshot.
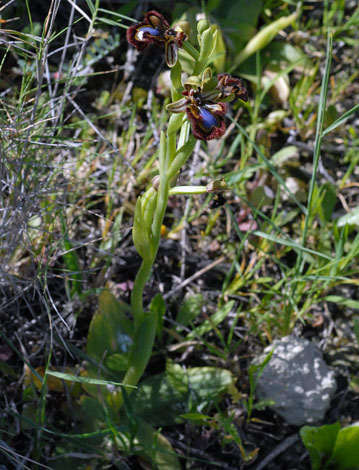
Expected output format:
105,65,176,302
126,10,187,67
167,70,246,141
186,103,227,141
126,10,169,51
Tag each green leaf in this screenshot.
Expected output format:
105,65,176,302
262,41,309,65
250,185,274,208
232,12,297,68
324,295,359,310
186,367,234,401
217,0,262,47
180,412,212,425
105,353,129,372
87,290,133,366
132,365,234,426
46,371,134,388
318,183,337,222
80,395,107,421
186,300,234,339
354,317,359,346
170,61,183,102
271,145,299,167
130,419,181,470
132,192,154,261
175,293,203,331
327,425,359,470
149,293,166,340
132,372,185,426
207,0,222,11
211,24,226,73
193,26,216,75
122,313,157,388
300,422,341,470
180,412,212,420
166,360,189,395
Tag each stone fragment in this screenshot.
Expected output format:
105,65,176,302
254,336,337,426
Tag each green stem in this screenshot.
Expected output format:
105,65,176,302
130,134,195,325
166,135,196,180
131,133,195,320
166,131,177,168
131,259,152,329
152,178,170,250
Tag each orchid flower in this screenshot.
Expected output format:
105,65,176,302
167,68,248,141
126,10,189,68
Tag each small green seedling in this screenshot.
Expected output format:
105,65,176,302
300,421,359,470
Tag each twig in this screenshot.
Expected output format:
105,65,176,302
251,433,299,470
163,255,226,300
169,438,239,470
66,94,123,161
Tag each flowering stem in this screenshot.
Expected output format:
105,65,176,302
125,122,195,412
131,259,152,328
151,176,170,253
124,11,248,409
166,134,196,180
131,130,195,326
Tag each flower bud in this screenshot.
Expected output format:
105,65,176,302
197,19,209,35
167,112,185,134
175,20,191,38
184,75,201,90
151,175,160,191
206,178,228,193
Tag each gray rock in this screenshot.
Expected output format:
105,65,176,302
254,336,337,426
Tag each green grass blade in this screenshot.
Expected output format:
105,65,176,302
46,371,136,388
253,230,332,261
298,31,333,270
322,103,359,136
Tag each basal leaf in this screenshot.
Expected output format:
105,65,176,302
131,420,181,470
327,425,359,470
132,365,234,426
175,293,203,332
186,366,234,401
300,422,340,470
132,372,185,427
87,290,133,367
